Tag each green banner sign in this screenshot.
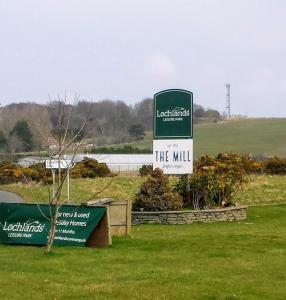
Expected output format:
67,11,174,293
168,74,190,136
154,89,193,139
0,203,106,247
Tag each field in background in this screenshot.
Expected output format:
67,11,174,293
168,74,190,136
0,205,286,299
194,118,286,158
121,118,286,158
1,174,286,206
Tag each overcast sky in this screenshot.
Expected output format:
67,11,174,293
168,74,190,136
0,0,285,117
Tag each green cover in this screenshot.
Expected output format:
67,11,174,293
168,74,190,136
0,203,106,247
154,89,193,139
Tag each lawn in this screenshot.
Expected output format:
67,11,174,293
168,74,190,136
0,205,286,299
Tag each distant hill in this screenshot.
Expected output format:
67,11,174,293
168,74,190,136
119,118,286,158
193,118,286,158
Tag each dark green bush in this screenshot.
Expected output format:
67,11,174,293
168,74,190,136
263,157,286,175
139,164,153,177
133,168,182,211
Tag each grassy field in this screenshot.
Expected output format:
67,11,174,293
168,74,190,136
0,176,145,203
194,118,286,158
1,174,286,206
124,118,286,158
237,175,286,206
0,204,286,299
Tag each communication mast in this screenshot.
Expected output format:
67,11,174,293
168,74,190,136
225,83,231,118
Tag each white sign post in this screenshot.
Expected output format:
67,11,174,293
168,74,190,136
153,139,193,174
45,159,75,202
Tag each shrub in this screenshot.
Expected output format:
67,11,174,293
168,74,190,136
139,164,153,177
0,161,42,184
0,158,112,185
263,157,286,175
174,153,246,209
21,168,41,181
235,154,262,174
70,158,111,178
0,161,16,184
29,162,51,179
133,168,182,211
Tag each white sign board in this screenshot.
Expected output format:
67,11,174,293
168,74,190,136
45,159,75,169
153,139,193,174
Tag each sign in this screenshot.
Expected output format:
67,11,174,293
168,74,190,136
153,89,194,174
153,139,193,174
154,89,193,139
45,159,75,202
0,203,106,247
45,159,75,169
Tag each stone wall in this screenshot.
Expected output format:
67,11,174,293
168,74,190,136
132,206,247,225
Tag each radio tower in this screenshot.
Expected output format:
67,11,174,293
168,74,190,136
225,83,231,118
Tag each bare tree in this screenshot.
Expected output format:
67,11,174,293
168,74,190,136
5,94,114,253
44,94,89,252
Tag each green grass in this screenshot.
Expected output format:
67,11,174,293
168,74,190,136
193,118,286,158
2,174,286,206
0,176,145,203
0,205,286,299
105,130,153,151
127,118,286,158
237,175,286,206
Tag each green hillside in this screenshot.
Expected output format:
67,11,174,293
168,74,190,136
193,118,286,158
125,118,286,158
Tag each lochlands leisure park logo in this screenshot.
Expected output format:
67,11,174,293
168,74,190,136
154,89,193,139
1,219,45,239
156,106,190,122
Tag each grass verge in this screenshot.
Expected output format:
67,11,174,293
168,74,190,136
0,205,286,299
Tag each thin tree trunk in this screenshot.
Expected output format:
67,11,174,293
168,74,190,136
46,208,58,253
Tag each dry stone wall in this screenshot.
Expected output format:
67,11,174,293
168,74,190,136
132,206,247,225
